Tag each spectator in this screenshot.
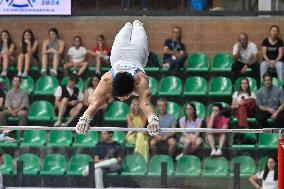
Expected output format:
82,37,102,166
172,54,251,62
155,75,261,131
0,130,16,142
17,29,39,78
0,76,28,126
83,74,106,127
0,150,4,188
64,36,88,76
83,131,124,188
256,73,284,128
0,30,16,77
231,77,256,128
54,73,83,127
41,27,65,77
176,103,203,160
150,98,177,158
88,34,110,75
261,25,284,82
206,103,228,156
162,26,187,76
0,86,4,111
232,32,260,87
125,99,149,161
249,156,278,189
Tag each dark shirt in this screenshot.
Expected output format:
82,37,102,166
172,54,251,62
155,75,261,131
0,89,5,109
261,37,283,60
163,39,185,60
94,141,124,160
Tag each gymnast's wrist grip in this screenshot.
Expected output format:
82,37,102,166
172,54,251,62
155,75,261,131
147,115,159,123
79,116,91,124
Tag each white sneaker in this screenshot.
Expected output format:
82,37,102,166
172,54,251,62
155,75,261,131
50,69,57,77
17,72,22,77
210,149,217,156
22,72,28,78
133,20,143,27
175,153,183,161
41,69,47,76
215,149,222,156
0,70,7,77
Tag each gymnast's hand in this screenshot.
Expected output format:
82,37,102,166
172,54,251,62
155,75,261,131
147,115,160,136
76,116,91,134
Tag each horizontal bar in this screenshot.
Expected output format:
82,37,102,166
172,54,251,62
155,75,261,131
0,126,280,133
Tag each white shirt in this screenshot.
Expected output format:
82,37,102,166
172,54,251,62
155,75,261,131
256,170,278,189
54,86,84,101
67,46,87,64
232,41,258,64
233,91,256,102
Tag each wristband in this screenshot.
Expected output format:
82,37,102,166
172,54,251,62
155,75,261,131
147,115,159,123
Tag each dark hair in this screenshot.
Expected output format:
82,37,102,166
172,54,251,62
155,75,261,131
112,72,135,97
73,35,82,43
270,25,280,32
238,77,251,96
69,73,79,83
263,156,278,181
157,98,168,107
88,73,101,88
13,75,21,81
21,29,35,54
185,102,197,122
48,27,59,36
212,103,223,111
97,34,105,41
263,72,272,80
0,149,4,157
101,131,113,135
0,29,13,52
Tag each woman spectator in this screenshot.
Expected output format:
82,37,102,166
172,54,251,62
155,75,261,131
176,103,203,160
249,156,278,189
125,98,149,161
231,77,256,128
0,30,16,77
17,29,39,77
41,27,64,77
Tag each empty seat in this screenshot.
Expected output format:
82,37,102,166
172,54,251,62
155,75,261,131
203,156,228,176
148,155,174,176
259,133,278,149
21,130,46,147
232,133,257,150
28,101,54,122
230,156,255,176
62,76,84,91
68,154,92,176
122,154,147,176
258,156,268,171
41,154,66,176
16,154,40,175
148,76,158,96
47,131,72,147
183,76,207,97
73,131,99,147
208,77,232,97
34,76,59,96
186,52,209,73
144,52,161,73
211,52,233,73
112,131,125,144
0,154,14,175
159,76,182,96
0,77,10,91
20,76,34,95
235,77,257,92
104,101,129,122
167,101,180,119
176,155,201,176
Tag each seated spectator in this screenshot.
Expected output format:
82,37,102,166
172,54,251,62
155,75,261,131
88,34,110,75
261,25,284,82
83,131,124,188
176,103,202,160
249,156,278,189
0,130,16,142
125,99,149,161
83,73,106,127
54,73,83,127
0,76,28,126
150,98,177,158
0,30,16,77
41,27,65,77
206,103,228,156
162,26,187,76
17,29,39,78
256,73,284,128
0,86,5,111
63,36,88,76
0,150,4,188
231,77,256,128
232,32,260,87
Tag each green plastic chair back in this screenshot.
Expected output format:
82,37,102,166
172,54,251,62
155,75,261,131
41,154,66,176
167,101,180,119
149,155,174,176
259,133,278,149
112,131,125,144
35,76,59,96
122,154,147,176
203,156,228,176
20,76,34,94
209,77,232,96
73,131,99,147
48,131,72,147
183,101,206,118
21,130,46,147
0,154,14,175
235,77,257,92
183,76,207,96
28,101,54,122
207,102,230,116
159,76,182,96
211,52,233,72
187,52,209,72
62,76,84,91
230,156,255,176
258,156,268,171
68,154,92,176
17,154,40,175
148,76,158,95
104,101,129,121
176,155,201,176
0,77,10,91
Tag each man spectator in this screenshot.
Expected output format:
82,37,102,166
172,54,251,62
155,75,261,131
162,26,187,76
150,98,177,158
83,131,124,188
256,73,284,128
54,73,83,127
232,32,260,87
0,84,5,111
206,104,228,156
0,76,28,126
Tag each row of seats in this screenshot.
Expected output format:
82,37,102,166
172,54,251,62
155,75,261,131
0,130,277,149
0,153,270,177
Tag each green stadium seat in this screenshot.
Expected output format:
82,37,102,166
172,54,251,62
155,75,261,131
210,52,233,73
122,154,147,176
261,77,283,88
0,77,10,92
20,76,34,95
232,133,257,150
148,155,174,176
62,76,84,91
73,131,99,147
0,154,14,175
104,101,129,122
41,154,66,176
258,156,268,171
34,76,59,96
47,131,72,147
235,77,257,92
207,102,230,116
28,101,54,122
186,52,209,73
183,76,207,97
167,101,180,119
112,131,125,144
203,156,228,177
0,134,18,148
144,52,161,73
16,154,40,175
21,130,46,147
68,154,92,176
183,101,206,118
230,156,255,176
159,76,182,96
148,76,158,96
259,133,278,149
176,155,201,176
208,77,232,97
